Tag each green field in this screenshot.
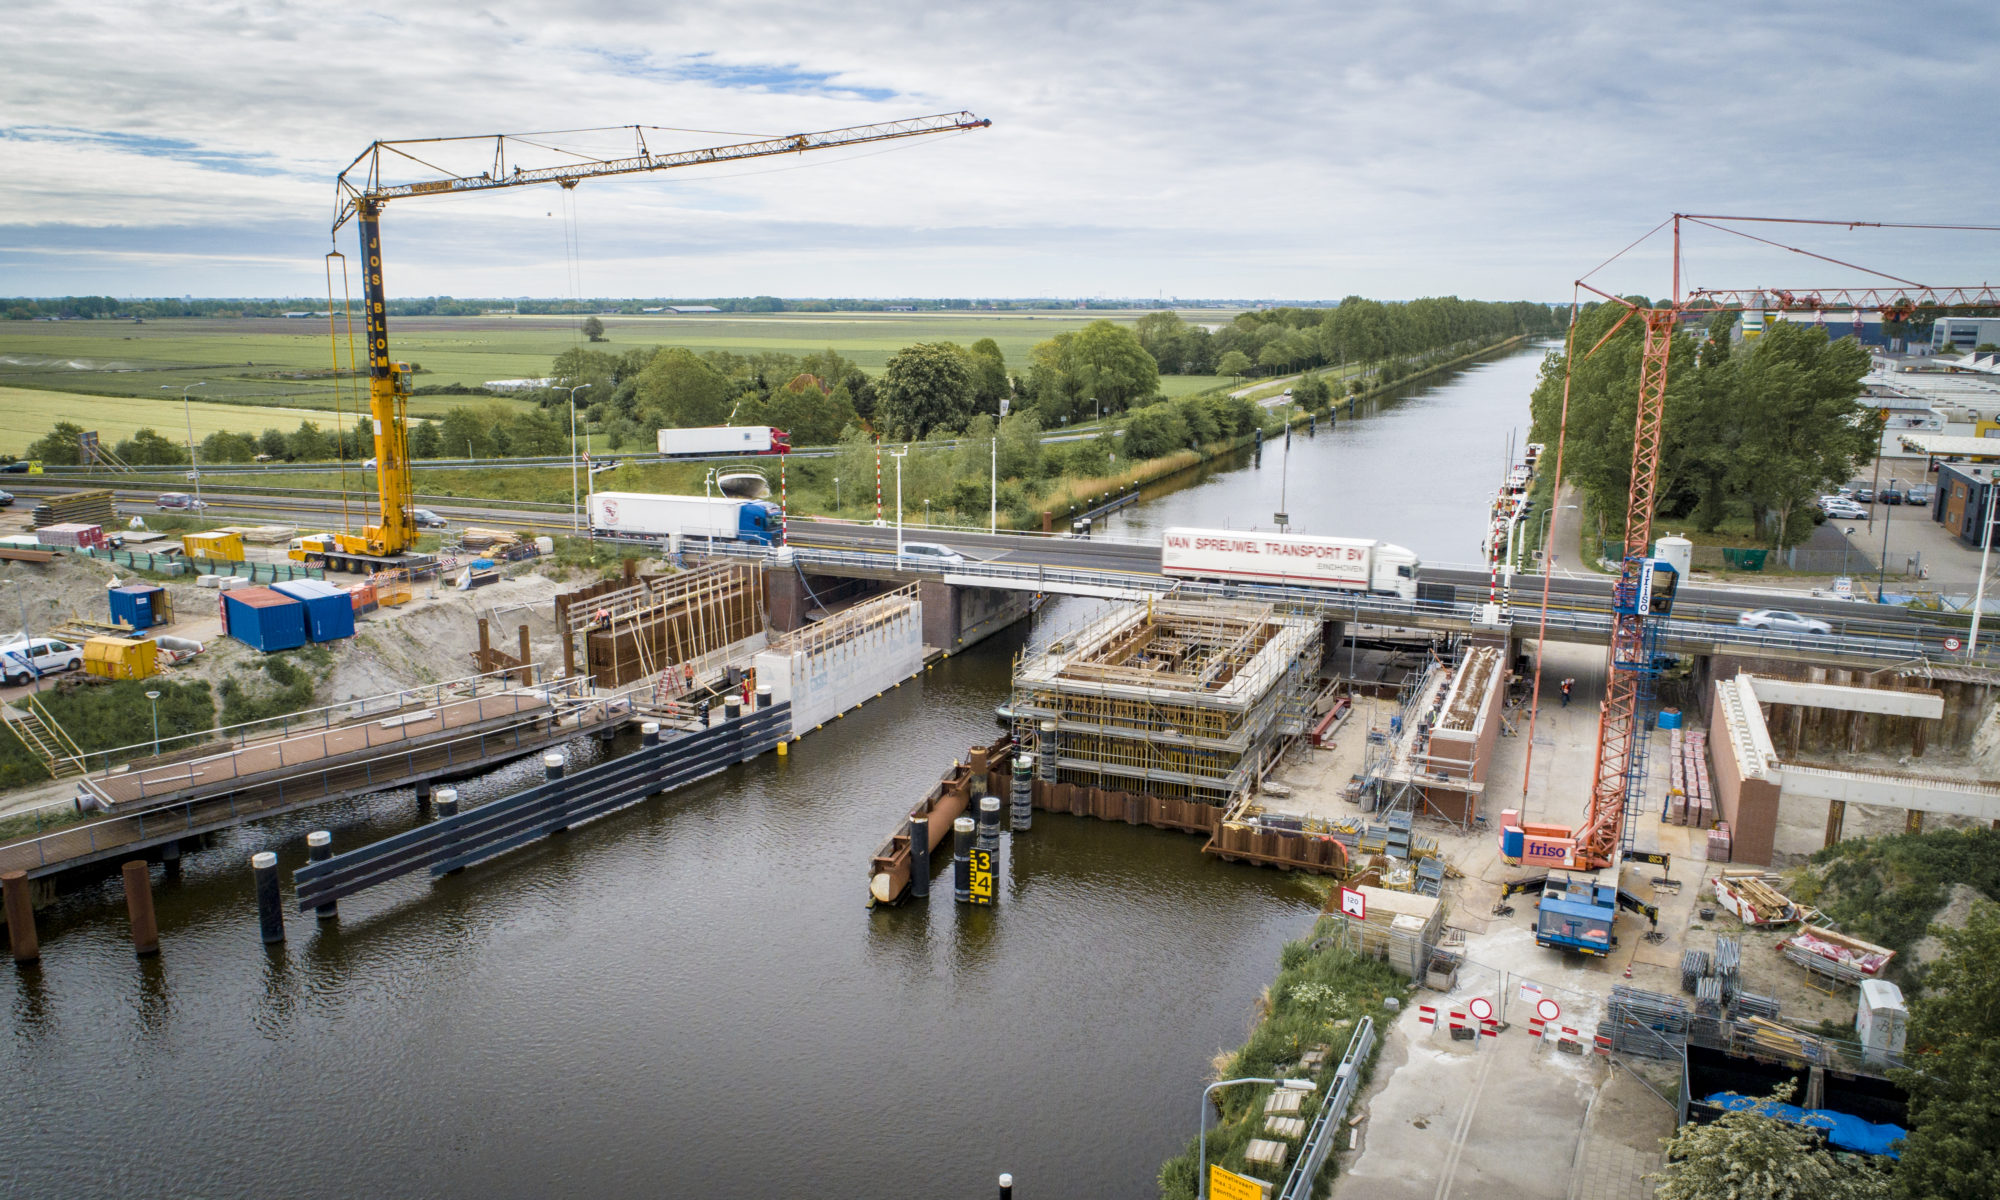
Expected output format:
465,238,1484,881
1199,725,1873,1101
0,308,1238,452
0,386,348,456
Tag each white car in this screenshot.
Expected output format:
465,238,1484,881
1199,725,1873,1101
898,541,965,567
0,637,84,685
1737,609,1833,636
1821,498,1867,519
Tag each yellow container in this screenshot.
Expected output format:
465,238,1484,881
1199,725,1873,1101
183,531,245,562
83,636,158,681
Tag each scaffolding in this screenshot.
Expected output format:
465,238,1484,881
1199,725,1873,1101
558,563,765,690
1011,598,1321,803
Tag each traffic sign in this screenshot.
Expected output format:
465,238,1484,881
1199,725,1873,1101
1468,996,1494,1022
1209,1164,1263,1200
1536,997,1561,1023
1339,887,1366,921
1945,636,1963,652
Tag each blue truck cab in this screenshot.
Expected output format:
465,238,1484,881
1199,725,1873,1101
738,500,783,546
1534,873,1617,956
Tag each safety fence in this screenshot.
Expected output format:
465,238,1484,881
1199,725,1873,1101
68,545,324,582
294,703,789,910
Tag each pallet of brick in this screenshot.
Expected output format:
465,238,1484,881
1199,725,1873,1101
1707,821,1732,863
30,489,115,529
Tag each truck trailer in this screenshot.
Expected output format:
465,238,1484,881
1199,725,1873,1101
589,492,783,547
655,426,791,457
1159,527,1421,599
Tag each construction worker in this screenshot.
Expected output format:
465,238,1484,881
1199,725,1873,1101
682,661,695,692
1560,677,1575,707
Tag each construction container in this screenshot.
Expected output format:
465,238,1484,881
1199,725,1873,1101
1856,980,1907,1063
83,636,158,681
221,587,307,652
273,579,356,642
182,530,245,562
38,522,107,550
107,584,172,630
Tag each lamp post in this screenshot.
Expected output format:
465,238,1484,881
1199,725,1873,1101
1876,492,1895,602
834,476,841,513
1528,503,1579,572
923,499,931,528
891,447,909,556
1199,1078,1315,1198
145,690,162,756
991,436,998,535
161,382,206,507
554,383,592,533
703,468,719,556
1839,526,1857,577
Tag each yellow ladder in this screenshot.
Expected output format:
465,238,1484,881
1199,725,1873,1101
5,695,87,779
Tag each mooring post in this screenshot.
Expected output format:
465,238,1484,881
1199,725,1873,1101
1037,720,1057,783
756,685,772,709
641,720,661,747
123,860,160,956
953,815,975,903
978,795,1001,852
544,752,569,835
306,831,337,920
909,814,931,900
2,870,37,965
434,786,463,874
1011,752,1034,832
697,699,711,728
251,852,284,945
160,839,182,883
999,1173,1014,1200
414,779,432,811
724,697,741,723
968,743,990,798
517,623,533,687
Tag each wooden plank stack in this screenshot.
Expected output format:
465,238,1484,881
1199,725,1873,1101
30,489,114,530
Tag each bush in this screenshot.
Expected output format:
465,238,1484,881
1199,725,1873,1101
0,679,215,786
1795,827,2000,985
217,653,318,727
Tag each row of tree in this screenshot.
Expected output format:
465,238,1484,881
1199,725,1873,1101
1132,298,1563,378
1529,306,1877,548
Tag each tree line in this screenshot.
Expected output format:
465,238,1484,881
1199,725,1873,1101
1133,298,1562,379
1529,304,1878,549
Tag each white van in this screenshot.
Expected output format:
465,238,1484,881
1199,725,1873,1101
0,637,83,685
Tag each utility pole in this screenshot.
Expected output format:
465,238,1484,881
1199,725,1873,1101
990,436,998,535
163,382,206,508
555,383,591,533
892,447,909,556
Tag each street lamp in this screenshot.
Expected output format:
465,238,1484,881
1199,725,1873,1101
554,383,592,533
1876,491,1896,602
1839,526,1856,577
145,690,162,755
161,382,206,507
923,499,931,527
1199,1078,1315,1198
890,447,909,556
834,476,841,512
703,467,719,556
1526,503,1579,571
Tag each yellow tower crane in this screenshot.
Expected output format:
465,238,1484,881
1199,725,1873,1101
309,112,992,572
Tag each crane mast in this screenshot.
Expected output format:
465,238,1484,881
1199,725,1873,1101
316,111,991,567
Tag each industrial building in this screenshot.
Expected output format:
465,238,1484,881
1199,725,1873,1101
1932,315,2000,352
1932,461,2000,548
1010,598,1321,804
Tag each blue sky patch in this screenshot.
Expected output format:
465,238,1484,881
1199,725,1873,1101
0,126,294,177
600,52,896,102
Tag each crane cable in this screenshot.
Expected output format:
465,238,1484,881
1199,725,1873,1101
325,252,355,535
1519,287,1582,806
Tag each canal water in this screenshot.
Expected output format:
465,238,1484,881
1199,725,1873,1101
2,343,1546,1199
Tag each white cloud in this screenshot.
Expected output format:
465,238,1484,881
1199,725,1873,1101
2,0,1994,298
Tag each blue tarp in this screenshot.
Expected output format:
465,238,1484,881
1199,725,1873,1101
1704,1092,1905,1158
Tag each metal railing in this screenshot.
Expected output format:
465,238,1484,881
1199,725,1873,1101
1277,1015,1375,1200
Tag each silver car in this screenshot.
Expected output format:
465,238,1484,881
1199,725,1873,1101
1737,609,1832,636
898,541,965,567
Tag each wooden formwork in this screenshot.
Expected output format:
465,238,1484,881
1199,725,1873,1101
564,563,765,688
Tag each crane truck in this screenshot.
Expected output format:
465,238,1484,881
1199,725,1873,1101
302,113,990,573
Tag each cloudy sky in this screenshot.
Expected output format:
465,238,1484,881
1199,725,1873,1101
2,1,1993,301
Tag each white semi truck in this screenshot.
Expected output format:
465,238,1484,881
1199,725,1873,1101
589,492,783,547
1160,527,1421,599
655,426,791,457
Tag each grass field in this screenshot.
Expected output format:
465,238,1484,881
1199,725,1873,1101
0,386,347,455
0,308,1240,452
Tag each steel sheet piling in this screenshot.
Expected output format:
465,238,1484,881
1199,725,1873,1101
909,814,930,899
122,860,160,955
1011,752,1034,831
251,851,284,944
306,831,336,920
953,815,975,903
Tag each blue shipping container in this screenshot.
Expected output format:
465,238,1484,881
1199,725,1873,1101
272,579,356,643
108,584,166,630
222,587,307,653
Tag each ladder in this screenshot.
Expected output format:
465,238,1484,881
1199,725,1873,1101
5,695,88,779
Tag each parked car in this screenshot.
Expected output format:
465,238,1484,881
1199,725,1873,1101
898,541,966,567
1851,487,1875,503
0,490,13,508
1907,483,1936,505
1821,498,1868,519
1881,487,1906,505
0,637,84,685
1737,609,1833,636
156,492,208,511
411,508,447,530
363,458,377,470
0,461,29,473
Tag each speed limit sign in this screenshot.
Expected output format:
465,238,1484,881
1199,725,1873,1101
1946,636,1963,652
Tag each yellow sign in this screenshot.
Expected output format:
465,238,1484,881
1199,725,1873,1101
968,847,995,905
1208,1164,1264,1200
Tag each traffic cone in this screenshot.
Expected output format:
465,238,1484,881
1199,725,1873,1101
1623,964,1633,979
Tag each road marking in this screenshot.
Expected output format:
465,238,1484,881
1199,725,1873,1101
1434,1039,1497,1200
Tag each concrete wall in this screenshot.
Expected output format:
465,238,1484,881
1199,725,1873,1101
1708,690,1781,865
919,581,1035,651
753,597,926,735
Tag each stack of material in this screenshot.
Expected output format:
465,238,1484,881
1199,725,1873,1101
1681,949,1712,995
38,522,107,549
1731,990,1781,1020
1733,1016,1834,1065
1666,728,1714,827
459,528,520,551
1327,885,1442,979
1712,869,1797,925
1609,984,1691,1036
1667,729,1688,824
31,489,114,529
1715,936,1741,1003
1695,975,1723,1018
1707,820,1732,863
1781,926,1895,984
1415,857,1444,897
1244,1138,1289,1173
212,524,293,544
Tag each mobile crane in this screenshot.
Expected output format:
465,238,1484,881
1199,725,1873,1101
301,112,992,573
1504,213,2000,955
